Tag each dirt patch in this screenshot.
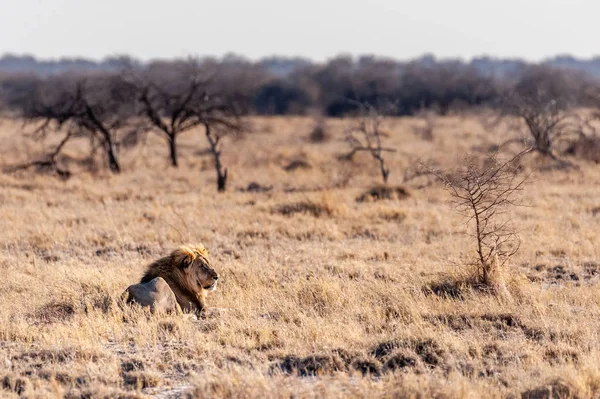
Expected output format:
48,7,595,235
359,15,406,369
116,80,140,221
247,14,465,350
64,388,144,399
423,280,466,300
275,355,346,377
479,313,545,341
79,283,114,314
424,314,474,331
526,262,600,285
521,379,578,399
356,185,410,202
309,123,329,143
283,160,312,171
351,358,382,376
122,372,160,390
238,182,273,193
425,313,545,342
95,247,117,258
236,230,270,240
543,348,579,365
37,371,90,388
480,313,544,341
547,265,579,282
121,360,145,373
382,350,419,372
27,301,75,324
274,201,332,218
13,348,101,365
372,338,445,369
582,262,600,280
480,313,523,329
274,350,383,377
1,374,30,395
378,209,407,222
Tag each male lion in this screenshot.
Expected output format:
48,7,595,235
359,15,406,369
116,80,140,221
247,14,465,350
137,244,219,313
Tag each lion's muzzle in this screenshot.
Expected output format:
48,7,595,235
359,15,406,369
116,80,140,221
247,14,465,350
205,276,219,291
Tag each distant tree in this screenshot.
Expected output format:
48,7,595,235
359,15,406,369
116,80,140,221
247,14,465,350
254,80,312,115
343,102,396,183
11,73,138,175
503,66,580,163
0,73,41,115
131,60,248,191
134,61,212,167
399,61,497,115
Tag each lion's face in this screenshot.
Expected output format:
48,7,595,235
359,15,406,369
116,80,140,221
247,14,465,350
187,255,219,292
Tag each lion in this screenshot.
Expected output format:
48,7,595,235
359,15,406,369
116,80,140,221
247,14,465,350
138,244,219,313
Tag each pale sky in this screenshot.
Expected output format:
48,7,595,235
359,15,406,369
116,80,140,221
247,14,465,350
0,0,597,62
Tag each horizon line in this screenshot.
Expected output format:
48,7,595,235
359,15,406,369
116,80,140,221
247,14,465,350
2,51,600,65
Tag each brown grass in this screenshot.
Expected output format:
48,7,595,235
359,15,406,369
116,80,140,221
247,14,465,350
0,115,599,397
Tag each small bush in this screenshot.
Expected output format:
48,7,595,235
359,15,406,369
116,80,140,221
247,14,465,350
274,201,333,217
283,160,312,171
564,136,600,164
309,120,330,143
28,301,75,324
356,185,410,202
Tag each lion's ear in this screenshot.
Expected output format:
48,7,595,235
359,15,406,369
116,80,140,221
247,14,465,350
179,254,194,269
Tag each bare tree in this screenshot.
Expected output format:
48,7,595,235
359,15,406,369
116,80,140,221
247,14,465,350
129,60,249,190
197,102,245,192
13,74,138,175
426,148,531,290
134,61,212,167
344,102,395,183
503,66,578,164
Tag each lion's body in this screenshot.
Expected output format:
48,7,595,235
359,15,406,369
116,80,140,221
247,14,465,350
140,244,219,313
125,277,182,314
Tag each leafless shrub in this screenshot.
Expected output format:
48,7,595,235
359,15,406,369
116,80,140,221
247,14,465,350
9,74,139,175
283,159,312,171
238,182,273,193
521,379,577,399
412,109,437,141
343,102,395,183
309,117,329,143
425,148,531,292
502,66,579,166
403,160,437,189
274,201,333,218
27,301,75,325
356,185,410,203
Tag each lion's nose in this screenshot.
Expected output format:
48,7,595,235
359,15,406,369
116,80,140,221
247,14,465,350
213,275,219,281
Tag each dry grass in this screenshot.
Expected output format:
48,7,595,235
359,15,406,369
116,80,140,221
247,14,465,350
0,115,599,398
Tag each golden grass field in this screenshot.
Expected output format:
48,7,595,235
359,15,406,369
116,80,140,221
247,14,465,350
0,115,599,398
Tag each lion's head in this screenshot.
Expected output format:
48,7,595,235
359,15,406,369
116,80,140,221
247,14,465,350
172,244,219,292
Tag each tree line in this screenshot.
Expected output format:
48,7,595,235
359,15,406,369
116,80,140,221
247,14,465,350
0,56,598,190
2,55,597,118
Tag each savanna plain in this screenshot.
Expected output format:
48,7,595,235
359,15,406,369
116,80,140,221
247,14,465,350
0,115,599,398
